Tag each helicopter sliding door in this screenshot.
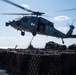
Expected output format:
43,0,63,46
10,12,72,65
37,21,45,33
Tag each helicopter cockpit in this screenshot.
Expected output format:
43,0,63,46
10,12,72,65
14,16,22,21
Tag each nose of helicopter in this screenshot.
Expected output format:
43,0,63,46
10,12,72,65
6,20,20,29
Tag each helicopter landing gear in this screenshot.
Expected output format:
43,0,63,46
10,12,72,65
21,31,25,36
61,38,64,44
32,31,36,36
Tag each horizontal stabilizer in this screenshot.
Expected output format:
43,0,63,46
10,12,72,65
69,35,76,38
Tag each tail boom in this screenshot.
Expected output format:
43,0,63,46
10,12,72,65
67,35,76,38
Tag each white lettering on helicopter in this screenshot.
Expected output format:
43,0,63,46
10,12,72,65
31,23,35,26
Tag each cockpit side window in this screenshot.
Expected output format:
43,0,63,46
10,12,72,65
14,16,21,21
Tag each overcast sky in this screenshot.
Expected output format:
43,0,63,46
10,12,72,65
0,0,76,48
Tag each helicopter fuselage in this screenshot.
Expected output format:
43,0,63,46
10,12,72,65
6,16,66,38
1,0,76,44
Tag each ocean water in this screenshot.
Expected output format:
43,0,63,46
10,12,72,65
0,67,19,75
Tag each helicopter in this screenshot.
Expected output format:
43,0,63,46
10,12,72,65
1,0,76,44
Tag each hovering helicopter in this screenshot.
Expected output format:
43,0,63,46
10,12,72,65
1,0,76,44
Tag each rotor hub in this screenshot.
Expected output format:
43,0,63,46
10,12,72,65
33,12,45,16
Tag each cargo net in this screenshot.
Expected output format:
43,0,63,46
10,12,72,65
0,52,61,75
61,54,76,75
27,54,61,75
27,54,41,75
0,50,76,75
0,51,61,75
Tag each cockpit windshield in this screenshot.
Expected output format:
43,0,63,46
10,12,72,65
14,16,22,21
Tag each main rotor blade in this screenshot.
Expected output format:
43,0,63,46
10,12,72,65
2,13,33,15
1,0,34,12
57,8,76,12
1,0,44,16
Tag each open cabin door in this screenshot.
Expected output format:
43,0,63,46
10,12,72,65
37,21,45,33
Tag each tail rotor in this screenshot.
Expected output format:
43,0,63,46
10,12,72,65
67,19,75,29
66,19,75,36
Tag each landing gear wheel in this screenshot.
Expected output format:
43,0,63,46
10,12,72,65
32,31,36,36
21,31,25,36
